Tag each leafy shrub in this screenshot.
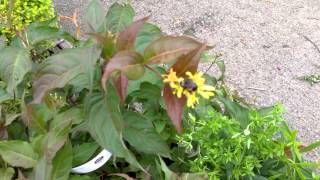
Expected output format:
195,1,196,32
0,0,55,40
0,0,318,179
179,103,320,179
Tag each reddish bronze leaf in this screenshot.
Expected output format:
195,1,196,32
163,85,186,133
163,45,208,133
144,36,207,64
101,51,143,102
117,16,149,51
112,73,128,104
172,44,207,77
101,51,143,90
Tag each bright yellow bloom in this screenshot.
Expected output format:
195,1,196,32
163,69,215,108
184,91,199,108
186,71,215,100
163,68,183,84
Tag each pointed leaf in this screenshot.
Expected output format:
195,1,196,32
163,46,206,133
24,103,53,134
46,109,77,160
144,36,205,64
33,47,100,103
0,47,31,95
27,26,76,45
85,0,106,32
72,142,99,166
86,84,142,170
123,111,170,157
117,16,149,51
112,73,129,103
301,140,320,153
0,140,38,168
32,156,52,180
87,32,117,59
101,51,143,91
172,44,207,76
0,168,15,180
217,95,250,129
51,142,73,180
135,23,162,53
163,85,186,133
102,3,135,33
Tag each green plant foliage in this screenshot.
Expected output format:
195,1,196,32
299,74,320,85
0,0,55,40
178,102,320,179
0,0,318,179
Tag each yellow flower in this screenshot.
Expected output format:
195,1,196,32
184,91,199,108
162,69,215,108
163,68,183,84
186,71,205,85
186,71,215,100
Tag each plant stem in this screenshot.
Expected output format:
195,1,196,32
145,64,163,79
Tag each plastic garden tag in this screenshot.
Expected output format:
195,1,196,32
71,149,112,174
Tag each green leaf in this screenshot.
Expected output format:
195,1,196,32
33,47,100,103
69,175,98,180
46,109,76,160
215,59,225,80
0,86,12,103
117,16,149,51
85,0,106,32
130,82,161,101
301,140,320,153
123,111,170,157
0,47,31,95
32,156,52,180
159,158,208,180
0,168,15,180
0,140,38,168
25,104,53,134
86,83,142,170
102,3,135,33
135,23,162,53
127,66,164,94
217,95,250,129
4,113,20,126
123,64,145,80
27,26,76,45
0,36,6,50
144,36,205,64
73,142,99,166
51,141,73,180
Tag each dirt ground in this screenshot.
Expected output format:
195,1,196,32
53,0,320,161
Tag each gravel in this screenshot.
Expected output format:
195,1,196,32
53,0,320,161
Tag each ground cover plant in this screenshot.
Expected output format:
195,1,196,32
0,0,319,179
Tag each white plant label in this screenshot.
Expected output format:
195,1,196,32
71,149,112,174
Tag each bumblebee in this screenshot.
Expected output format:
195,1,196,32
181,79,197,92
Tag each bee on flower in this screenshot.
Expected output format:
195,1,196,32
162,69,215,108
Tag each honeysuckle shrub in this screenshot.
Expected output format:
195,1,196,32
0,0,319,179
0,0,55,41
